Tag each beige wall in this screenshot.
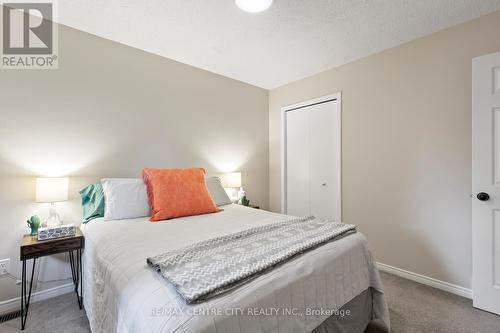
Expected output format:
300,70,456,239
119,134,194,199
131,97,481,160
269,10,500,289
0,24,268,303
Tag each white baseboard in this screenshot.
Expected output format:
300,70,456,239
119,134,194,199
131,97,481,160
377,262,472,299
0,282,74,314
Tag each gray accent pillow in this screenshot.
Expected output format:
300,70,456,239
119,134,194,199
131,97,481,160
206,177,232,206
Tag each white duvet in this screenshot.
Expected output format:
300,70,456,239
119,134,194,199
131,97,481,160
82,204,388,333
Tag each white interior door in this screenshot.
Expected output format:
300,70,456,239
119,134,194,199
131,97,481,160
284,94,341,221
472,51,500,315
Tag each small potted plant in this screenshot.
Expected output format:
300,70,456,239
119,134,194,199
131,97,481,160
240,195,250,206
27,215,41,236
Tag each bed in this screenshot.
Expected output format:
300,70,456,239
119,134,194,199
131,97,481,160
81,204,389,333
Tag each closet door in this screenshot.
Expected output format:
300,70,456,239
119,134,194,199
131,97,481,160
286,109,310,216
309,101,339,219
285,97,341,220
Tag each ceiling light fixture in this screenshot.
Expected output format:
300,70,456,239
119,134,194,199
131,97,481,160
235,0,273,13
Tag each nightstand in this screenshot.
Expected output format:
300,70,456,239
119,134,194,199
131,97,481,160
19,227,84,330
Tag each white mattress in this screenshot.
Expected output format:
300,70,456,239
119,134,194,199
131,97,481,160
82,204,388,333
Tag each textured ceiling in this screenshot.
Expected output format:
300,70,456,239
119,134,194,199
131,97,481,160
57,0,500,89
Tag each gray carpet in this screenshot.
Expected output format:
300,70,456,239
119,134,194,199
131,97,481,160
381,271,500,333
1,272,499,332
0,292,89,333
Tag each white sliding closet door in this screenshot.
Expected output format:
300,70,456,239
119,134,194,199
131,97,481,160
286,109,310,217
309,101,340,219
284,95,341,221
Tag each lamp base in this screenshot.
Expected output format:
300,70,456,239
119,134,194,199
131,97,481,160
237,187,246,204
45,203,63,228
224,188,239,203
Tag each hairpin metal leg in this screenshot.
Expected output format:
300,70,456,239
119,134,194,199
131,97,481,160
68,250,83,309
20,258,36,330
20,260,25,330
77,249,83,309
69,250,77,291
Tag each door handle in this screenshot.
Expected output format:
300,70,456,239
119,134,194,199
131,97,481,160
477,192,490,201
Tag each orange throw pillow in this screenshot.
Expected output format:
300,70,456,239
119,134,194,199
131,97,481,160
142,168,222,221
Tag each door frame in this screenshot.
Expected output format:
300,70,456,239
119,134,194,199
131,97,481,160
280,92,342,220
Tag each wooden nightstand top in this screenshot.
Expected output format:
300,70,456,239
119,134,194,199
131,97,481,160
21,228,84,260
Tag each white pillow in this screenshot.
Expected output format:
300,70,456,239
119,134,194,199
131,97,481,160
206,177,232,206
101,178,150,220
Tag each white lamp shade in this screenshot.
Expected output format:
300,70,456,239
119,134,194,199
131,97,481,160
221,172,242,188
36,177,69,203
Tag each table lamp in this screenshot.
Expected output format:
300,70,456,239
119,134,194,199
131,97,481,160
221,172,243,203
36,177,68,228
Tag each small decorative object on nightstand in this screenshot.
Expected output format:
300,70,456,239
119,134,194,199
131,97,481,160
19,227,84,330
37,223,76,241
241,196,250,206
26,215,41,236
